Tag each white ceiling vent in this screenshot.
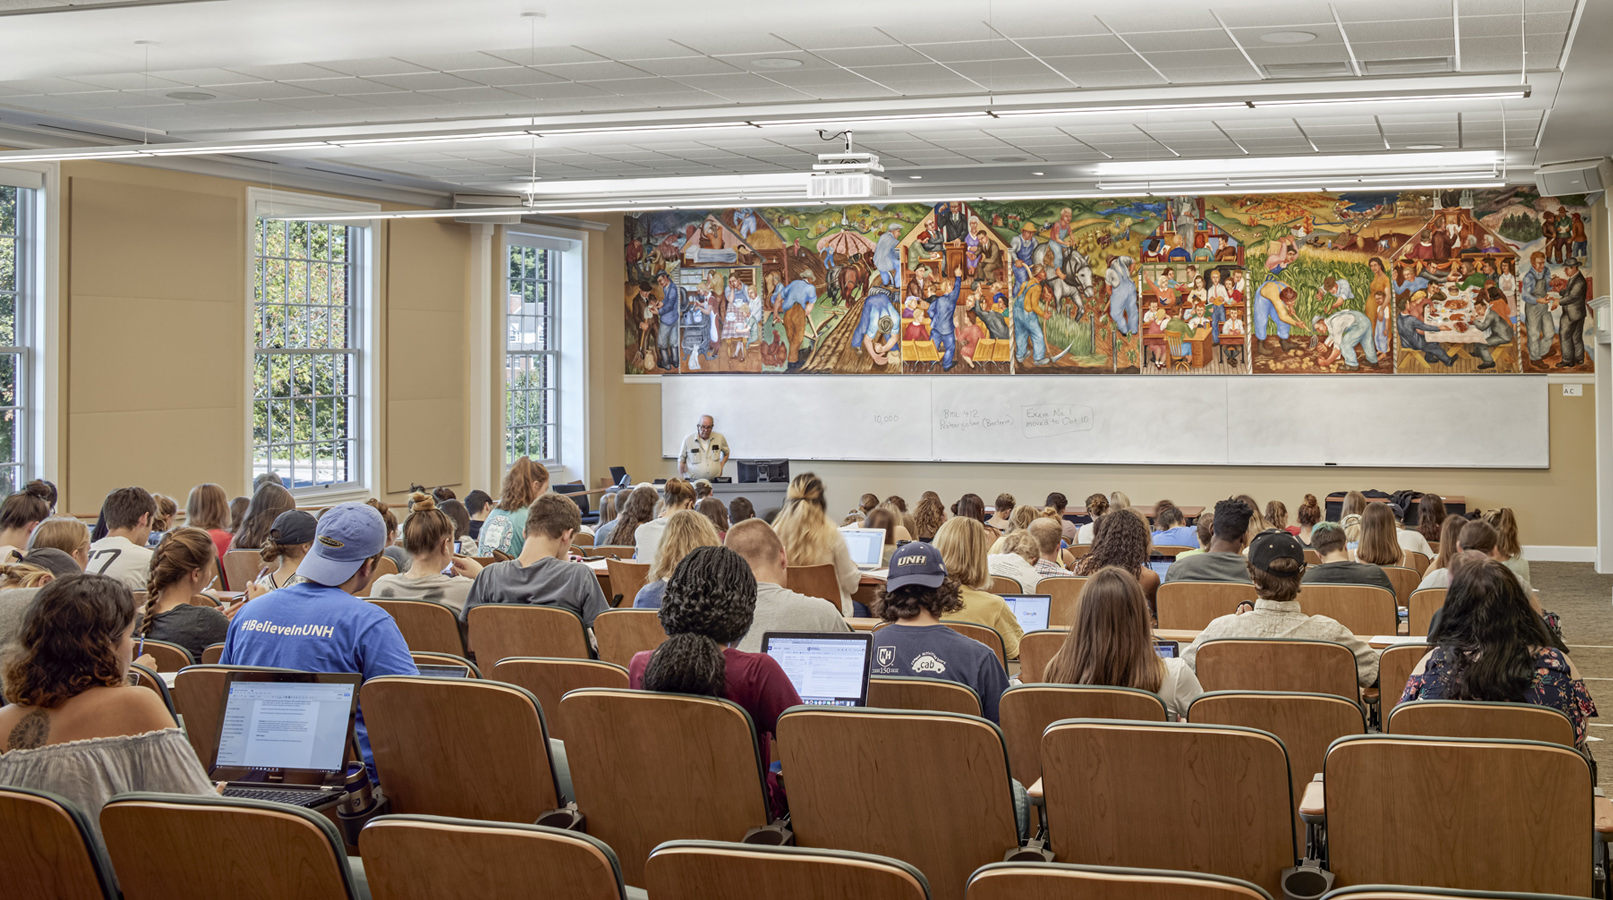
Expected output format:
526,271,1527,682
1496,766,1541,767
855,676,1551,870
1364,57,1455,76
1262,61,1354,79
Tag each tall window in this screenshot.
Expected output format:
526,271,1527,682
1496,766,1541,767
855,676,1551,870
0,186,36,493
252,217,364,490
506,242,559,464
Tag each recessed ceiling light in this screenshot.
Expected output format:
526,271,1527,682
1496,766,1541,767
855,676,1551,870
1031,171,1045,176
1261,31,1317,44
752,57,803,69
519,10,546,17
166,91,215,101
1406,143,1445,150
133,39,160,46
993,156,1027,163
909,175,923,179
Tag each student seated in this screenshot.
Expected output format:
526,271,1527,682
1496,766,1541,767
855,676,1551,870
1355,503,1410,569
0,550,95,686
1075,492,1108,544
1163,498,1254,584
87,487,158,592
220,503,418,779
0,482,51,563
984,493,1015,532
228,481,295,551
463,493,610,633
773,474,860,615
629,545,801,818
1416,514,1468,589
27,516,91,568
437,498,481,558
464,489,493,541
1043,567,1203,720
1420,519,1529,592
987,532,1043,593
1301,521,1394,593
1294,494,1322,545
602,484,659,549
1174,513,1214,560
863,507,907,566
0,574,215,839
186,483,235,561
250,510,316,594
369,492,485,614
1027,518,1072,578
1404,557,1596,747
987,505,1039,555
1045,492,1077,543
870,541,1009,723
726,519,849,651
636,478,698,572
1184,530,1379,688
140,528,233,659
634,508,721,609
932,517,1024,660
1484,507,1530,585
1149,499,1197,547
1073,509,1159,616
479,456,550,557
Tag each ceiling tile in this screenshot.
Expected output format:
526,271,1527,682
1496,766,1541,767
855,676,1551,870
534,60,652,81
1013,34,1132,57
449,67,568,87
814,45,932,67
670,34,798,56
909,40,1030,63
629,56,744,77
785,27,903,50
210,80,328,100
364,71,484,91
1113,28,1233,53
575,39,703,60
311,57,434,77
498,81,613,100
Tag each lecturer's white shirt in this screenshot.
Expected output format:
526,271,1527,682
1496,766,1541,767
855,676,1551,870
680,431,730,480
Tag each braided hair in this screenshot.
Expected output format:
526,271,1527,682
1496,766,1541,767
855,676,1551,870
640,546,757,698
143,528,216,636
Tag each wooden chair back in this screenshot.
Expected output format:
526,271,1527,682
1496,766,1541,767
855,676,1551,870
0,786,117,900
605,558,650,607
360,815,629,900
939,619,1008,668
1401,550,1432,574
987,575,1022,595
1155,581,1258,630
999,684,1167,784
139,638,194,673
200,642,225,664
1068,544,1092,559
1378,642,1432,719
967,861,1271,900
1038,576,1086,627
1324,735,1592,894
360,676,563,822
488,657,630,743
591,544,637,560
777,707,1019,900
1151,545,1198,558
867,676,981,717
560,689,773,887
126,663,177,721
572,531,595,547
1388,699,1577,746
1186,690,1368,843
409,651,482,677
1014,630,1067,683
785,563,842,609
1303,548,1322,565
100,793,360,900
1380,566,1421,607
646,841,932,900
1408,588,1447,635
1295,583,1397,636
1193,638,1360,702
592,607,668,667
466,604,590,664
220,549,263,591
368,598,465,654
1041,720,1296,896
364,555,399,593
170,665,299,766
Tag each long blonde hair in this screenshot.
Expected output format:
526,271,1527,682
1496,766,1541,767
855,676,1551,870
1356,503,1402,567
497,456,550,512
29,516,90,558
1341,491,1368,543
1042,567,1163,691
773,473,841,569
932,516,990,590
648,509,722,582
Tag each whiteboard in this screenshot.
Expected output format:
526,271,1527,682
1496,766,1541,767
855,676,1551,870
661,375,1548,468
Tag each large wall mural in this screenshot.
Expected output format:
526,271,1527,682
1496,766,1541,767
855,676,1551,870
622,187,1595,376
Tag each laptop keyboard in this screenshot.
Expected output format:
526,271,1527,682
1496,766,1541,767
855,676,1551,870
223,787,337,808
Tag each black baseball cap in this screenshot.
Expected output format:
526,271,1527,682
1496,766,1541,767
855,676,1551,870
1248,529,1306,572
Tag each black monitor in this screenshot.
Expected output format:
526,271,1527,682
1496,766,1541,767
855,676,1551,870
737,459,790,483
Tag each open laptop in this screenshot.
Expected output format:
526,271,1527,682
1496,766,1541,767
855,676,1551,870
999,595,1052,633
209,672,361,809
840,527,886,570
1154,640,1181,659
761,632,874,708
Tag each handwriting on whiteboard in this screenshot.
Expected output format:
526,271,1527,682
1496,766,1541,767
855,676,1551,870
1022,404,1093,439
937,407,1015,433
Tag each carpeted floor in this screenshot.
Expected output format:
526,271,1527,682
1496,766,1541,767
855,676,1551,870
1530,562,1613,787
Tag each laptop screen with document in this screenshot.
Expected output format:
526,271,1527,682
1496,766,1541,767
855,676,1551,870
761,632,873,707
210,672,360,786
840,528,886,568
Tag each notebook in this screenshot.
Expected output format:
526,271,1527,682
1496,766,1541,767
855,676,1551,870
840,528,887,570
761,632,874,708
1000,594,1052,633
210,672,361,809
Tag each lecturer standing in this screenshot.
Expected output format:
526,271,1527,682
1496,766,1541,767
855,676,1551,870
680,415,730,480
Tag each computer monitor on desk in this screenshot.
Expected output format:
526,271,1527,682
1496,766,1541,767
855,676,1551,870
737,459,790,483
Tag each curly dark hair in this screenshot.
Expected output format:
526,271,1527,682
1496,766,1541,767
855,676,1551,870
1074,508,1151,576
873,576,965,622
910,496,946,541
3,574,136,708
642,546,757,698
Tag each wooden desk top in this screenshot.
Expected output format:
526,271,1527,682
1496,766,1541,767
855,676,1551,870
1072,504,1205,520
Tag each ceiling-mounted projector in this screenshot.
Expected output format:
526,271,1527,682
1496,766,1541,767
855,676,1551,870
809,150,891,199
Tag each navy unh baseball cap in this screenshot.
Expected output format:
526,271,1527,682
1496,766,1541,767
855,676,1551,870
298,502,387,586
886,541,948,591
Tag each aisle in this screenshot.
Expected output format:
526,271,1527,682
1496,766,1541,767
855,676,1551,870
1531,562,1613,788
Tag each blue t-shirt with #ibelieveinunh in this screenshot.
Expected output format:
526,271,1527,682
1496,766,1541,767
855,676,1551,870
871,623,1009,723
219,581,418,779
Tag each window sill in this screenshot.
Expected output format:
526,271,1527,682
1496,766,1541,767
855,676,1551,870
288,487,374,508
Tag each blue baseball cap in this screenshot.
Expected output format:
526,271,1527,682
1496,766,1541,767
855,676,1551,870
298,502,387,586
885,541,947,591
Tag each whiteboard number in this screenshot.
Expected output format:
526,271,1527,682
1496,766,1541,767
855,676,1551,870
873,414,900,425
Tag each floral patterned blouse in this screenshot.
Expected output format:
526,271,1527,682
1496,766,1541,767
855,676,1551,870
1401,646,1599,746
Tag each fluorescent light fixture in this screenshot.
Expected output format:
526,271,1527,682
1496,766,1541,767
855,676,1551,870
141,141,333,156
990,101,1248,117
0,148,148,162
751,111,989,127
1250,88,1528,107
1097,150,1499,179
332,131,532,147
538,121,755,136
